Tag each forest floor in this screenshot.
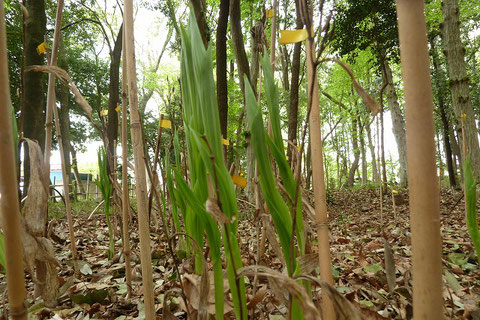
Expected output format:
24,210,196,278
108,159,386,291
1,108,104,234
1,188,479,319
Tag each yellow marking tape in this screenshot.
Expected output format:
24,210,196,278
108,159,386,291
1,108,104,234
232,174,247,188
280,29,308,44
160,119,172,129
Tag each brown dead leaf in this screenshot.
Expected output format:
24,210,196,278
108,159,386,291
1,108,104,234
247,285,267,310
297,253,319,275
383,238,396,293
24,65,93,119
22,139,48,236
239,266,321,320
206,198,232,224
20,139,59,307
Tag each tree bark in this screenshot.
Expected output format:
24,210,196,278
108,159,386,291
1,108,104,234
430,36,457,188
441,0,480,179
23,0,46,194
382,60,408,186
230,0,255,201
57,35,72,194
359,117,368,184
216,0,229,140
366,120,379,183
347,115,360,186
216,0,230,139
250,20,265,94
287,0,303,162
190,0,210,48
107,25,123,175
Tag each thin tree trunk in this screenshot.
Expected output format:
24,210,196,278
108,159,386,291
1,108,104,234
107,25,123,176
366,120,379,183
123,2,155,318
0,2,28,317
190,0,210,48
396,2,444,318
24,0,46,194
216,0,230,140
287,0,303,163
441,0,480,180
230,0,255,201
57,35,72,197
121,32,132,296
347,115,360,186
430,36,457,188
359,117,368,184
382,60,408,186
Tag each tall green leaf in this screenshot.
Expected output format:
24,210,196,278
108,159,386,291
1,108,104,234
95,147,114,259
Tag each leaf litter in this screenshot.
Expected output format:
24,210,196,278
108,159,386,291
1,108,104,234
2,188,478,319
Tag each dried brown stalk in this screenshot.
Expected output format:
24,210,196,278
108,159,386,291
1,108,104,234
0,2,27,318
123,1,156,318
396,1,444,318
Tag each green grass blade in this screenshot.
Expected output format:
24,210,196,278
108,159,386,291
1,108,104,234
244,73,295,271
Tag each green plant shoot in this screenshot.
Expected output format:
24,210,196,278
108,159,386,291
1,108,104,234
95,147,114,259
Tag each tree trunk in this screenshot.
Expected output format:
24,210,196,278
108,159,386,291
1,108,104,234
57,35,72,195
382,60,408,186
366,120,379,183
441,0,480,179
190,0,210,48
430,36,457,188
107,25,123,176
216,0,229,139
347,116,360,186
230,0,255,201
250,20,265,94
23,0,46,194
287,0,303,163
359,117,368,184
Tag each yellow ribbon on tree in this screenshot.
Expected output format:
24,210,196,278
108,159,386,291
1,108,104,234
232,174,247,188
160,119,172,129
36,42,48,55
280,29,308,44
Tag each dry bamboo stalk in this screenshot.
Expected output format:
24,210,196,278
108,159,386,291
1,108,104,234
121,26,132,298
44,0,64,173
269,0,278,70
306,34,336,320
0,2,27,318
396,1,444,318
123,1,155,318
112,140,118,243
42,0,78,271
